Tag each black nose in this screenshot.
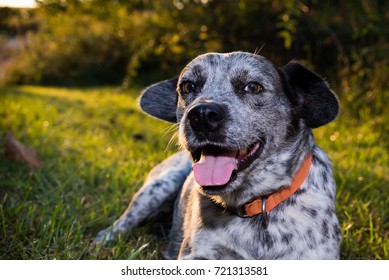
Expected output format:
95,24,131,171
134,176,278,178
187,102,225,133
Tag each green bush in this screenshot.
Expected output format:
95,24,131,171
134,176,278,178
6,13,131,85
3,0,388,116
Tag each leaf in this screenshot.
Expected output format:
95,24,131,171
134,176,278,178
4,133,43,169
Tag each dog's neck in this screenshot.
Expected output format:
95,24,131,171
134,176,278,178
209,129,314,209
216,152,312,221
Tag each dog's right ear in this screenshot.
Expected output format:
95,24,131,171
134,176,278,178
139,77,178,123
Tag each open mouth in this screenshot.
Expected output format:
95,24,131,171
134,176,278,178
191,140,264,190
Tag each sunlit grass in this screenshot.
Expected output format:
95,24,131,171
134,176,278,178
0,86,387,259
314,104,388,259
0,86,175,259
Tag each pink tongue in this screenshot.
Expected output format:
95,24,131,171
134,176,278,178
192,150,237,186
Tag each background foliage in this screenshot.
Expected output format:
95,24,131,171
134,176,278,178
1,1,388,89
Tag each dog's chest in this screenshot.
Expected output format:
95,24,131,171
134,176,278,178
181,193,341,260
192,212,298,259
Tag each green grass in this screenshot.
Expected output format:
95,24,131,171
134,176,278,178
0,86,388,259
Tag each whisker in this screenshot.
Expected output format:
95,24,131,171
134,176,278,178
165,132,179,152
161,123,179,136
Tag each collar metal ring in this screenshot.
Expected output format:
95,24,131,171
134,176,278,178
261,197,269,229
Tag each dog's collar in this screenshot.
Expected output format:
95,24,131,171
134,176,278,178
214,152,312,222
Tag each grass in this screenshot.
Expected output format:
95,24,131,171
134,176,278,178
0,85,388,260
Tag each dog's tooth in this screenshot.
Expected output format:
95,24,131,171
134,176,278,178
240,148,248,157
236,148,248,162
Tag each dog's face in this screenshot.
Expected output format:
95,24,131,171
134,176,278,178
140,52,338,195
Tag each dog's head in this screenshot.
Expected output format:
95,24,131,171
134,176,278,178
140,52,338,195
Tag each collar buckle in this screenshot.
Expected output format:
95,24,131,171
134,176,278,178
261,197,269,229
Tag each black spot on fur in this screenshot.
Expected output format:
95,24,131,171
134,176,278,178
306,228,318,249
325,207,334,217
206,53,220,67
285,115,303,140
271,215,279,224
301,205,318,217
284,196,297,206
332,223,342,241
306,228,313,238
281,233,294,245
295,188,307,195
321,170,329,185
326,189,334,200
322,220,330,239
152,181,163,189
230,69,249,95
191,64,207,91
260,230,275,250
312,154,330,170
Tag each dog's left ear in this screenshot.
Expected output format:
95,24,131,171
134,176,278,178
280,61,339,128
139,77,178,123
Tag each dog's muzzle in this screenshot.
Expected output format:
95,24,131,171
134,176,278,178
184,102,264,190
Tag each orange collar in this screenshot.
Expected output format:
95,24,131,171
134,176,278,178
240,152,312,218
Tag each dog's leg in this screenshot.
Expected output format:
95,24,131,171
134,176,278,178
94,151,191,244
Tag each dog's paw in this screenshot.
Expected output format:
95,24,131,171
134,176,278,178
93,227,117,246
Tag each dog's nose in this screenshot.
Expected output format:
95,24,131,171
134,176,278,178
187,102,225,132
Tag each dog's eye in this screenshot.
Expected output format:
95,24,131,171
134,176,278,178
244,82,263,94
181,81,196,94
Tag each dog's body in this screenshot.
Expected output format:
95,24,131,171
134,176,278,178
95,52,342,259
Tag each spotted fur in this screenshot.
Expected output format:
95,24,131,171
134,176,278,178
94,52,341,259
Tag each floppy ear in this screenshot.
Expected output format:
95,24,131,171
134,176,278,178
281,61,339,128
139,77,178,123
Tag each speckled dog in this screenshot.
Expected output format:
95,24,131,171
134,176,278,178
95,52,342,259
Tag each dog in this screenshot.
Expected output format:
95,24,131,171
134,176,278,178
95,51,342,259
